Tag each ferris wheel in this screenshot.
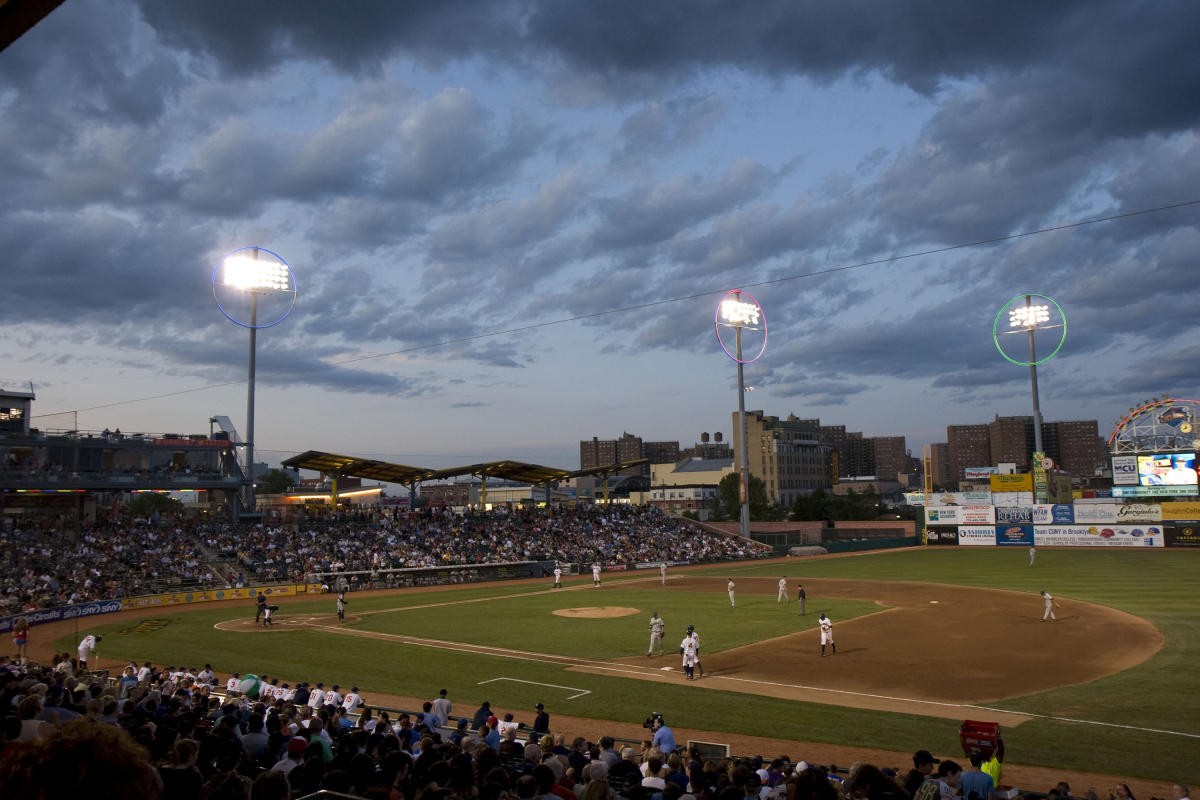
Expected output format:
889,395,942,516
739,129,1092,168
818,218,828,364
1108,397,1200,455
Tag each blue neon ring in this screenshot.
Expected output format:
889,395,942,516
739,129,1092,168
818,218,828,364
211,246,298,329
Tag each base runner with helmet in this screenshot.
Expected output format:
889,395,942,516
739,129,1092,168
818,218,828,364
680,629,699,680
819,613,835,656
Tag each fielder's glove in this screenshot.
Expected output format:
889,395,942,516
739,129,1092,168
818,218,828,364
680,647,684,654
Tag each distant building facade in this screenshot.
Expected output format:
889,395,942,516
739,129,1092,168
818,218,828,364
733,411,831,508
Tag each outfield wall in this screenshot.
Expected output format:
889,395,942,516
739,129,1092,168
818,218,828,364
924,500,1200,548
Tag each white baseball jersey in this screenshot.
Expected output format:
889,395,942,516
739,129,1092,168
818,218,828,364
342,692,363,712
78,635,98,656
819,616,834,644
680,635,698,666
326,689,343,708
650,616,664,635
308,688,326,709
592,564,601,577
554,568,562,581
226,676,240,693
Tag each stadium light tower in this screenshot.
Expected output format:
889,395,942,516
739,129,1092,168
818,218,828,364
212,247,297,518
715,290,768,541
994,294,1066,475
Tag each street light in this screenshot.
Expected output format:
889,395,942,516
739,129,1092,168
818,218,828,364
212,246,297,519
993,294,1066,501
715,289,768,540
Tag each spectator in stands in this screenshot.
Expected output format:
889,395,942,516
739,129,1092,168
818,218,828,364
935,761,962,800
580,760,613,800
598,736,621,767
1110,785,1136,800
159,737,204,800
610,747,643,796
0,718,163,800
1173,785,1190,800
960,753,994,800
903,750,940,797
474,701,494,729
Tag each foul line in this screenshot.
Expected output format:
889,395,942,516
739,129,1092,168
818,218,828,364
479,677,591,700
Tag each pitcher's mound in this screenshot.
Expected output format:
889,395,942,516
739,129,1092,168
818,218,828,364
554,606,640,618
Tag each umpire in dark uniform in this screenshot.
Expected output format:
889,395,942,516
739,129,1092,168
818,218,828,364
255,592,267,622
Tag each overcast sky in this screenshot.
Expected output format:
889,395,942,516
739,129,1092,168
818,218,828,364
2,1,1198,472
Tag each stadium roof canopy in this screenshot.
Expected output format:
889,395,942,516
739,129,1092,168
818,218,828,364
282,451,651,488
422,461,570,486
281,451,432,485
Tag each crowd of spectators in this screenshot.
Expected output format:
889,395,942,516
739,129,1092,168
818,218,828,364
0,657,1184,800
1,506,767,615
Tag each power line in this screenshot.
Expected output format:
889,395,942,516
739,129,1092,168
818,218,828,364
33,197,1200,419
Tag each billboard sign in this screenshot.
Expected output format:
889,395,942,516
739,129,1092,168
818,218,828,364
1035,525,1164,547
1161,502,1200,521
925,527,959,545
991,474,1033,492
958,526,996,546
1137,453,1198,486
996,506,1033,524
925,506,961,525
1073,504,1119,524
995,524,1035,545
1165,524,1200,547
964,467,997,480
1112,455,1139,486
1116,503,1161,523
1112,485,1197,498
1030,504,1076,524
961,505,997,524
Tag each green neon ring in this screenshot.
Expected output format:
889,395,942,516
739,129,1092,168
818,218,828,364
992,294,1067,366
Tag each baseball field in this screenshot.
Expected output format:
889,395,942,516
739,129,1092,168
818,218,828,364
44,547,1200,787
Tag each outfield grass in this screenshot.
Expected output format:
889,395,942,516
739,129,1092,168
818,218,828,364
60,548,1200,784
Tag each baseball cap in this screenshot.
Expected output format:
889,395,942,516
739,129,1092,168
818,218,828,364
535,702,544,710
287,737,307,757
913,750,940,767
487,716,499,726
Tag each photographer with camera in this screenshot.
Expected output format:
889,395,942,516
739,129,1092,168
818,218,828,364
645,713,676,754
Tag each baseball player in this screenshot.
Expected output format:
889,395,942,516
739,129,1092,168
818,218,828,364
77,634,101,669
648,611,665,657
797,583,807,616
777,577,788,603
660,562,667,585
819,613,835,656
592,562,601,587
727,578,736,608
255,592,267,622
553,565,563,588
687,624,703,677
262,604,275,627
1041,591,1058,621
680,628,699,680
1029,546,1037,567
337,592,348,621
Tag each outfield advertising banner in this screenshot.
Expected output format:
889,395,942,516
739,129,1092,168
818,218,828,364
958,526,996,546
926,505,961,525
1030,504,1076,524
1115,503,1162,523
1034,525,1164,547
925,527,959,545
1073,504,1119,524
1162,502,1200,521
1165,524,1200,547
1112,455,1139,485
996,506,1033,524
928,491,993,506
991,474,1033,492
996,524,1035,545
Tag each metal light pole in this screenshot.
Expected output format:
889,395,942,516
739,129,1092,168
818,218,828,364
715,290,767,542
1023,295,1046,457
735,321,751,538
212,247,297,519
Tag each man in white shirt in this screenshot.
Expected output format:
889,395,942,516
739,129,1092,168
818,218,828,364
307,682,326,711
777,577,788,603
342,687,364,713
430,689,452,727
226,673,241,695
819,613,835,656
553,566,562,588
592,563,601,587
727,578,736,608
139,662,155,683
77,634,101,669
197,665,216,686
680,631,699,680
326,684,343,710
660,562,667,585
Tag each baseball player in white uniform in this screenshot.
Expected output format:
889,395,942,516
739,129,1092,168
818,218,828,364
819,613,835,656
1041,590,1058,620
553,566,563,588
77,634,101,669
648,612,665,656
660,562,667,585
592,563,601,587
680,630,699,679
777,577,788,603
337,592,347,621
1029,546,1037,567
687,625,703,677
727,578,736,608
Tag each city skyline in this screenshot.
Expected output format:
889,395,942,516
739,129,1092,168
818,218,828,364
2,2,1198,471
